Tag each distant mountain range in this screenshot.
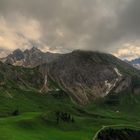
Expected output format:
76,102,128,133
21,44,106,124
42,50,140,104
124,57,140,70
1,48,140,104
1,49,140,140
129,58,140,70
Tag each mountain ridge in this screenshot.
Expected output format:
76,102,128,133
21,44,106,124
40,50,140,104
128,57,140,70
1,49,140,104
0,47,61,68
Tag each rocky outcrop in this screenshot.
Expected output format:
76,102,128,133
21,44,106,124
0,47,61,68
113,76,132,93
41,50,139,105
0,62,44,89
40,74,49,92
1,49,140,105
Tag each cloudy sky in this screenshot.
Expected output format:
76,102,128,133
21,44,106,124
0,0,140,60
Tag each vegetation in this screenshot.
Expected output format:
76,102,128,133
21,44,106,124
0,61,140,140
0,86,140,140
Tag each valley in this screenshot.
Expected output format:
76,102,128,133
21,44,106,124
0,49,140,140
0,88,140,140
1,0,140,139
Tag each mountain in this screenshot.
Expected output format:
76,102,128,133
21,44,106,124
40,50,140,105
0,47,60,67
0,50,140,140
128,57,140,70
0,62,43,90
1,49,140,105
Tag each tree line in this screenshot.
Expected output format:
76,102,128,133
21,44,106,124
55,111,75,124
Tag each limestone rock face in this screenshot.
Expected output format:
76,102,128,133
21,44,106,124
41,50,139,104
1,49,140,105
1,47,60,68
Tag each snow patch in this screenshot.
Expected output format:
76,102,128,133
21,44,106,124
114,68,122,77
39,74,48,93
105,80,112,89
56,88,60,91
104,78,119,96
44,75,48,85
104,80,113,95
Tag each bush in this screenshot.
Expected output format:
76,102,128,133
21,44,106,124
12,109,19,116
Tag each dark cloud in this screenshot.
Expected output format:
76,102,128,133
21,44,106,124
0,0,140,57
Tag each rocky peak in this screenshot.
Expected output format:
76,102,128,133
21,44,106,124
42,50,140,105
13,49,22,54
1,47,61,67
30,46,42,54
12,49,24,60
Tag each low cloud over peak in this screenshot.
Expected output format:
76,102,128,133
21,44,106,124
0,0,140,60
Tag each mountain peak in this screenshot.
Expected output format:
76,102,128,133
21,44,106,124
11,49,24,60
1,47,61,67
13,49,23,54
31,46,40,50
45,50,139,104
30,46,42,53
127,57,140,70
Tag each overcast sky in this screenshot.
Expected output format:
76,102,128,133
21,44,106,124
0,0,140,60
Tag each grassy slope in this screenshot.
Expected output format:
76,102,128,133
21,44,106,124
0,87,140,140
0,62,140,140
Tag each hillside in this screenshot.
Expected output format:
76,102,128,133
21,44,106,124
0,80,140,140
0,62,43,90
41,50,140,104
0,47,60,67
1,50,140,105
0,50,140,140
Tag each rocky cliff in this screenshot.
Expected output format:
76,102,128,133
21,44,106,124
1,49,140,105
1,47,60,68
40,50,140,104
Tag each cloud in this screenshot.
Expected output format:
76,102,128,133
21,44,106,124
113,43,140,60
0,0,140,59
0,15,46,56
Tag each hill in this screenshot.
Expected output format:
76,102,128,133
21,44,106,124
0,50,140,140
41,50,140,104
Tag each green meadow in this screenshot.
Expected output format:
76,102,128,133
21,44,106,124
0,87,140,140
